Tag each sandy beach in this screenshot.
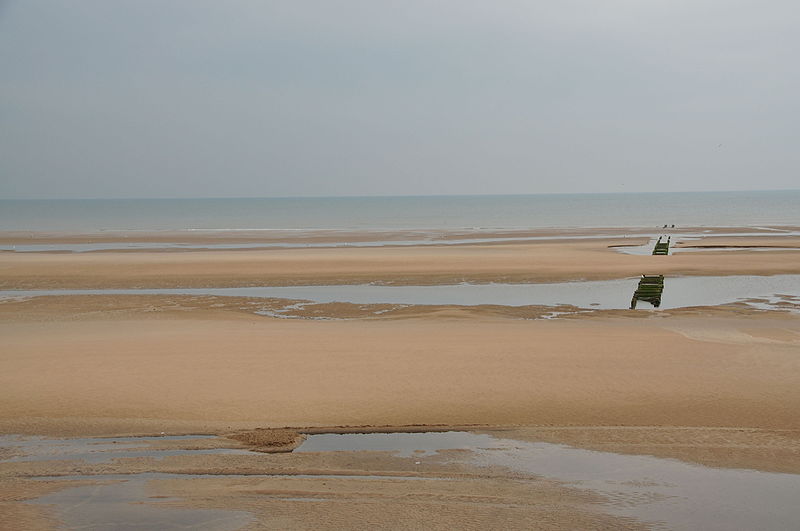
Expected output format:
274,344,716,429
2,228,799,529
2,303,800,435
5,0,800,524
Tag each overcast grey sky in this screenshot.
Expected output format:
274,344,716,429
1,1,797,199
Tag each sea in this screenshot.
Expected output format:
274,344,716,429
1,191,798,232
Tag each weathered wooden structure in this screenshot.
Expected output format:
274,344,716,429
630,275,665,309
652,236,670,255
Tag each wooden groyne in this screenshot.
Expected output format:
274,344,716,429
630,275,665,309
652,236,670,255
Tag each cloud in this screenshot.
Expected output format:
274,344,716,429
1,0,798,198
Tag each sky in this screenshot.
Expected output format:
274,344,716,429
1,0,798,199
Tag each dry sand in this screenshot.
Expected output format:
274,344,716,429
2,306,799,434
2,237,800,289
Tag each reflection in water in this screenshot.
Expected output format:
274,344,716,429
296,431,800,531
0,434,255,463
1,434,260,530
1,275,798,312
295,431,494,457
651,236,670,255
33,474,252,531
7,431,800,530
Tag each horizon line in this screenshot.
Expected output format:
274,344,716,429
3,188,800,201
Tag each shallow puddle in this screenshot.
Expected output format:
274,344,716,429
297,431,800,531
1,435,260,530
29,470,446,529
0,434,256,464
295,431,495,457
33,473,252,531
2,275,799,311
474,440,800,531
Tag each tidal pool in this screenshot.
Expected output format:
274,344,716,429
2,275,799,311
296,431,800,531
1,434,259,530
295,431,494,457
0,434,256,464
33,473,253,531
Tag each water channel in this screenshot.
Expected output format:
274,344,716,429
2,275,799,311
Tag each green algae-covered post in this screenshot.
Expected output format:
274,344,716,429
630,274,665,309
652,236,670,255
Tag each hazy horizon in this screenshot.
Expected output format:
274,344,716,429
2,1,798,199
3,188,800,202
3,190,799,232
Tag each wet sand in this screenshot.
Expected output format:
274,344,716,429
3,225,796,245
2,426,799,529
2,227,800,529
1,437,645,531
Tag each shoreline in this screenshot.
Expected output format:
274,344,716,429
2,224,800,245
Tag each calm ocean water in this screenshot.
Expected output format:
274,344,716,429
1,191,798,232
